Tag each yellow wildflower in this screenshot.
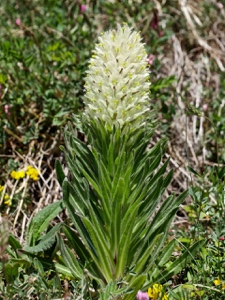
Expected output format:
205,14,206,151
214,277,225,289
4,194,11,206
0,185,4,192
11,170,25,180
26,165,39,181
214,278,221,286
148,284,168,300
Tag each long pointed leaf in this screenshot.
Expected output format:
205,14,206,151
82,216,113,282
59,236,83,279
116,200,141,278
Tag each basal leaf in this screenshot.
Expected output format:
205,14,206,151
82,217,112,282
59,236,83,279
116,200,141,278
25,223,61,254
26,201,64,246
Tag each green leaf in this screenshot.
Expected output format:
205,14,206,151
59,236,83,279
156,239,206,283
138,177,165,222
26,201,64,246
131,208,176,276
96,160,112,224
82,215,113,282
62,179,96,258
55,159,66,187
110,177,124,257
184,100,203,117
63,179,86,215
150,76,176,92
62,225,90,265
62,225,106,282
8,258,31,269
0,73,7,84
24,223,61,253
33,257,45,276
132,233,163,275
3,262,19,283
55,263,74,279
148,190,187,235
157,239,176,267
132,143,162,182
116,200,141,278
8,235,22,255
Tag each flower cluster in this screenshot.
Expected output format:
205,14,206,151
10,170,25,180
26,165,39,181
148,284,168,300
10,165,40,181
136,290,149,300
136,284,168,300
1,166,40,208
84,24,150,132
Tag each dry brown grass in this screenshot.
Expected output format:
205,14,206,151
157,0,224,174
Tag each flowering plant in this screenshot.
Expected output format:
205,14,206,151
0,165,40,208
10,165,40,181
54,24,204,299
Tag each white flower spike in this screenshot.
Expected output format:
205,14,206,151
84,24,150,131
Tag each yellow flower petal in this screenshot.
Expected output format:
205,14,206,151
4,194,11,206
148,284,168,300
26,166,39,180
4,199,11,206
11,170,25,180
214,279,221,286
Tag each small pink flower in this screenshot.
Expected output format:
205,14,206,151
202,104,208,112
15,18,21,27
4,104,10,115
220,237,225,241
81,4,87,13
147,54,155,66
217,2,223,9
136,290,149,300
